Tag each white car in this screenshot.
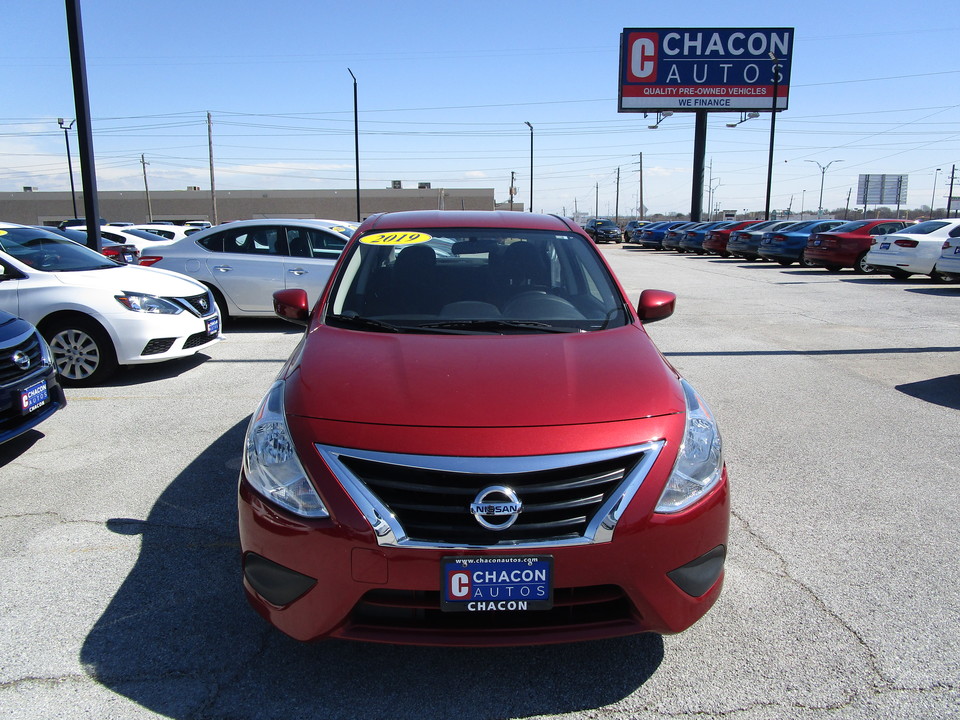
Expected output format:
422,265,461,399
0,223,222,385
864,219,960,280
139,219,354,318
934,235,960,278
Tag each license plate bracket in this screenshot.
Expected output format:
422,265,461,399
21,379,48,414
206,315,220,336
441,555,553,612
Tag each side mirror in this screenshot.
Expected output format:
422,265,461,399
273,288,311,326
636,289,676,324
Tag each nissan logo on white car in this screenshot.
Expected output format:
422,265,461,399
470,486,522,530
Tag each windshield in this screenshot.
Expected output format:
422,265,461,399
0,226,119,271
326,228,630,334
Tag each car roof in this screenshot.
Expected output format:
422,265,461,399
361,211,579,233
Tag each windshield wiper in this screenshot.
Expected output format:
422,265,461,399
416,319,580,334
326,313,404,333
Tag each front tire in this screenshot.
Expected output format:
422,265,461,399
43,317,118,386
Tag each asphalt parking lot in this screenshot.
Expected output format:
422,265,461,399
1,246,958,720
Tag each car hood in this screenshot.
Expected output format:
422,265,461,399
49,264,205,295
285,324,684,428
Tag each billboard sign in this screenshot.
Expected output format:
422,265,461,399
857,174,908,206
619,28,793,113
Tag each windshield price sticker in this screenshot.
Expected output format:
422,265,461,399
441,556,553,612
21,379,48,414
359,231,432,246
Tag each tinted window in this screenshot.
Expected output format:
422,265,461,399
199,226,286,255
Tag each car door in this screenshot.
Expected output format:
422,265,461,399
282,226,343,299
0,256,23,318
203,225,287,314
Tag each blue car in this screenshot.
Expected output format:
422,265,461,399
661,222,700,251
679,221,737,253
638,221,690,249
727,220,798,261
757,219,848,266
0,309,66,445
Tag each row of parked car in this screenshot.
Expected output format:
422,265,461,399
629,217,960,281
0,218,357,445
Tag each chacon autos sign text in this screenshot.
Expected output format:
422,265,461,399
619,28,793,113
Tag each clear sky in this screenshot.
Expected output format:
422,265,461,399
3,0,959,218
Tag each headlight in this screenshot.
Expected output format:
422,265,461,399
115,292,183,314
243,380,329,518
656,379,724,513
36,331,54,367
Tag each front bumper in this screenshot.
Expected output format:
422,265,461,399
0,364,65,444
238,417,730,646
105,310,222,365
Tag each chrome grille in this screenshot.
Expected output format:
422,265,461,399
0,330,44,386
317,442,665,549
174,291,215,317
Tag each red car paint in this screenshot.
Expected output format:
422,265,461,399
238,211,729,646
804,219,915,272
702,220,761,256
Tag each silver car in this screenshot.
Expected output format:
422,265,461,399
139,219,355,318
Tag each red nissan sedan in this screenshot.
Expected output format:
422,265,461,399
238,211,729,646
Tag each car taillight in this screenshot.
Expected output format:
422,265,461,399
772,235,786,242
139,256,163,266
943,240,952,249
894,239,918,248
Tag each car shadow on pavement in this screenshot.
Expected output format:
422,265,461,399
81,420,664,719
896,374,960,410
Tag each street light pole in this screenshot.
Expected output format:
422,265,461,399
57,118,78,218
524,122,533,212
348,68,360,222
931,168,941,219
805,159,843,218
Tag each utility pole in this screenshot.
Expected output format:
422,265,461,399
947,165,956,218
140,154,153,222
509,171,515,212
207,112,218,225
638,152,644,220
595,183,599,218
615,167,621,225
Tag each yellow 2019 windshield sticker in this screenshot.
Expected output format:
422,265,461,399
359,231,432,246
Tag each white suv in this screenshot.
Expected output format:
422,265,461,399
0,223,222,385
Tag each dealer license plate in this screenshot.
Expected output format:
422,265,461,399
880,242,890,250
21,379,48,414
206,315,220,336
441,555,553,612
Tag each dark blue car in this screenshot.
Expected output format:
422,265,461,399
757,219,848,266
727,220,798,261
638,221,690,249
679,221,737,253
660,222,700,251
0,309,66,445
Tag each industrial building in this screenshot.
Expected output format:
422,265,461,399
1,185,519,227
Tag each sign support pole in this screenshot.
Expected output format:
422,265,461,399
690,111,707,222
